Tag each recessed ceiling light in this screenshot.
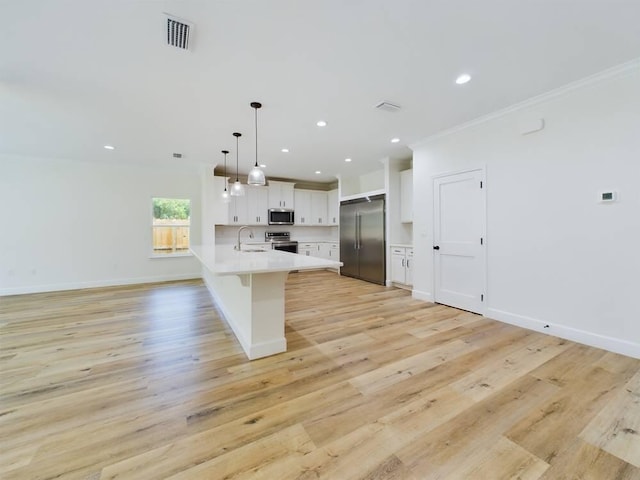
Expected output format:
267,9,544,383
103,145,115,150
315,170,322,174
391,138,400,143
316,120,327,127
345,158,352,162
281,148,289,153
455,73,471,85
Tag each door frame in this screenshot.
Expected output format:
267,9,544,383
432,166,487,315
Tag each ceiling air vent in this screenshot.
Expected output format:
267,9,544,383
375,101,401,113
166,15,193,50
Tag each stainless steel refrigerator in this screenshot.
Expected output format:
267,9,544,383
340,195,385,285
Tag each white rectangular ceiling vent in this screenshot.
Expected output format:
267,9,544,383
166,15,193,51
375,101,401,113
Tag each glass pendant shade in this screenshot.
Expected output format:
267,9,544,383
230,132,245,196
247,165,266,185
221,186,231,203
230,180,245,196
247,101,266,186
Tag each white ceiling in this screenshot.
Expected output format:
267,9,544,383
2,0,640,183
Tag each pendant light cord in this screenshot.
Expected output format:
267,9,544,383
222,150,229,190
254,107,258,168
233,132,241,182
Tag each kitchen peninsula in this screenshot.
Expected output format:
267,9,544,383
190,245,342,360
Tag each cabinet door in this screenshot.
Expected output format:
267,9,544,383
228,195,248,225
268,184,281,209
294,190,311,225
328,243,339,260
247,187,268,225
318,243,330,260
400,169,413,223
405,249,413,286
327,189,339,225
280,183,294,208
390,248,407,284
268,181,296,209
310,191,328,225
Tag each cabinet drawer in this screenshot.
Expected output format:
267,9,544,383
391,247,405,255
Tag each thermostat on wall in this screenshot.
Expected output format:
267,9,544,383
599,191,617,202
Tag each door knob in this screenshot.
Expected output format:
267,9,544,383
433,245,440,250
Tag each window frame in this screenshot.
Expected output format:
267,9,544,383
149,197,193,259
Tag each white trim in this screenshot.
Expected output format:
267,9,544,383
412,289,434,303
0,272,202,297
149,252,193,259
339,189,386,202
410,58,640,149
488,308,640,360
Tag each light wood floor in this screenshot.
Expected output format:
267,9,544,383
1,271,639,480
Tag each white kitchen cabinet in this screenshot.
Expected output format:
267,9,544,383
246,186,269,225
311,191,328,225
330,242,339,260
227,194,248,225
327,189,339,225
295,189,328,226
294,190,311,225
390,246,413,286
320,242,339,261
298,242,317,257
400,169,413,223
268,181,295,209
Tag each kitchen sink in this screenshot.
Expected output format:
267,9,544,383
241,249,268,253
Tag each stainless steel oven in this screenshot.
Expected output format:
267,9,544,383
265,232,298,253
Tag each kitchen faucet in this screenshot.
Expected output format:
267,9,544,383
235,225,255,250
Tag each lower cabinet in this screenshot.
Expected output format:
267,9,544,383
390,246,413,286
298,242,339,266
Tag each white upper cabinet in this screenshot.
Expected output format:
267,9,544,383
327,189,339,225
310,191,328,225
400,169,413,223
268,181,295,209
227,194,248,225
246,186,269,225
294,189,311,225
295,189,328,226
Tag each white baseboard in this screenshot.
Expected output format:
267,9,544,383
487,308,640,360
412,289,434,303
0,272,202,296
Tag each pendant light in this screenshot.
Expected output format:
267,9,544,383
230,132,245,196
247,101,266,186
221,150,231,203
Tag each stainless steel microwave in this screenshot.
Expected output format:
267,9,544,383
268,208,294,225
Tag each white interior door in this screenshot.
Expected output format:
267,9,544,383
433,169,485,313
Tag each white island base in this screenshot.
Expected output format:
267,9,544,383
191,246,342,360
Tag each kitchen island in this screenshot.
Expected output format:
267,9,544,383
190,245,342,360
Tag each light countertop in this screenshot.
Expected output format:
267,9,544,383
190,245,342,275
389,244,413,249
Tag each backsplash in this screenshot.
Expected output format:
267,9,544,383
214,225,338,246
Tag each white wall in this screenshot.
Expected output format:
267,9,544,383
411,64,640,358
0,154,202,295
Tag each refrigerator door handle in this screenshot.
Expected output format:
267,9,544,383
356,212,362,249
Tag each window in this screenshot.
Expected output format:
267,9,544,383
151,197,191,256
